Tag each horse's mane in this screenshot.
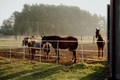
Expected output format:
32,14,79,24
26,37,38,42
98,33,104,41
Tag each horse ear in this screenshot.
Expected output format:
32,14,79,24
96,28,98,30
41,35,45,38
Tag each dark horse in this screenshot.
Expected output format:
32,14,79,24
41,36,78,63
95,29,105,57
22,37,51,59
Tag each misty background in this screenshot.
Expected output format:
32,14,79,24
0,3,107,37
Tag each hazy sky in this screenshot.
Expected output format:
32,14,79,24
0,0,110,26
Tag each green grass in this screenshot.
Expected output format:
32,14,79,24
0,56,109,80
0,39,22,49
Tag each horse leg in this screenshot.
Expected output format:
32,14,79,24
45,52,48,59
45,52,47,59
31,49,35,60
98,47,100,57
47,51,51,59
55,49,60,62
29,49,31,58
102,47,104,57
72,51,76,63
33,50,36,59
31,49,34,59
44,51,47,59
44,51,49,59
46,52,49,59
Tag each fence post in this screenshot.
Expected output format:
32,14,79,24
39,41,42,62
93,36,95,44
81,41,84,63
81,36,82,41
56,40,59,64
23,45,25,59
9,38,11,58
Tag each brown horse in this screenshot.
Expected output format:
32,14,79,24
41,35,78,63
22,36,50,59
95,29,105,57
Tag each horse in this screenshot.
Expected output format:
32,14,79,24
41,35,78,63
22,36,51,59
95,29,105,57
42,42,51,59
22,37,33,58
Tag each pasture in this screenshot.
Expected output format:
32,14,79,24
0,36,107,65
0,36,108,79
0,56,109,80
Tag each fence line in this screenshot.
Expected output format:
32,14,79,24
0,39,107,64
0,44,106,53
27,40,106,42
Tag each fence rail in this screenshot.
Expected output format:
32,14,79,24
0,37,107,64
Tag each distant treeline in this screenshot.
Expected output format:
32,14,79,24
0,4,106,36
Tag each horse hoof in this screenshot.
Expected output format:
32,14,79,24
54,60,59,63
73,60,76,63
71,60,74,62
71,59,76,63
71,60,75,63
52,60,57,63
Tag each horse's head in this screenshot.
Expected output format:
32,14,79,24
95,28,100,38
41,36,48,45
22,37,31,46
41,36,52,45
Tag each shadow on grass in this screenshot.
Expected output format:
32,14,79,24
80,67,109,80
0,66,62,80
19,66,62,80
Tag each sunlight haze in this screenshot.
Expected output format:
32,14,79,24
0,0,110,26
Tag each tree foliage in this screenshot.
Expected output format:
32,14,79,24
1,4,107,36
1,16,14,35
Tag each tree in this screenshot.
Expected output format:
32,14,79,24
1,16,14,35
5,4,107,36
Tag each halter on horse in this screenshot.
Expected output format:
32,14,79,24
95,29,105,57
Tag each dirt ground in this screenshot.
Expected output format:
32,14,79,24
0,43,107,66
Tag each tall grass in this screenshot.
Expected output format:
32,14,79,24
0,56,109,80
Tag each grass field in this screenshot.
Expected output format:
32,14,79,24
0,56,109,80
0,37,109,80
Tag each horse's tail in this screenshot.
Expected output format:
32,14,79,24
74,39,78,50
